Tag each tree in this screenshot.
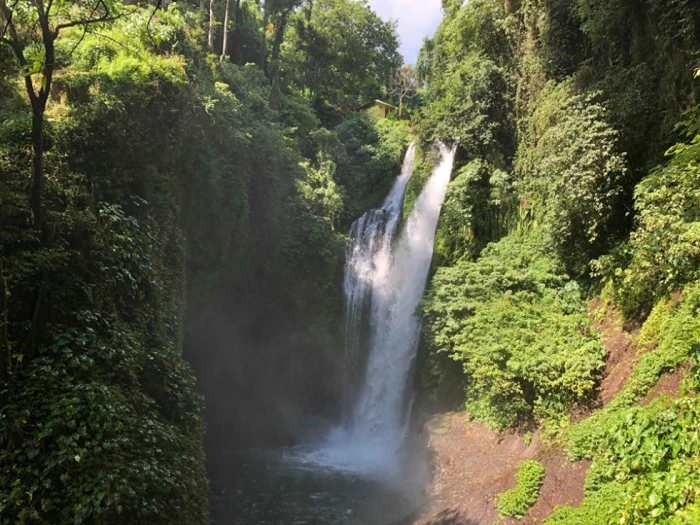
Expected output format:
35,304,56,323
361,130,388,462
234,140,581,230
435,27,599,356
264,0,305,108
221,0,231,58
208,0,215,49
388,63,417,118
0,0,132,375
282,0,400,122
220,0,243,59
0,0,127,232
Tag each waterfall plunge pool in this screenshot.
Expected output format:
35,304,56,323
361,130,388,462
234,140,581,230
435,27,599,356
213,143,456,524
211,438,429,525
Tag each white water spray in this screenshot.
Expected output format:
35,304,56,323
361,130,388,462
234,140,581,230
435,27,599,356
297,143,456,477
349,143,455,445
342,144,416,405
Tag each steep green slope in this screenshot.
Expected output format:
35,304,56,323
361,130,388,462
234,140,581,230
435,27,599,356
416,0,700,522
0,2,407,522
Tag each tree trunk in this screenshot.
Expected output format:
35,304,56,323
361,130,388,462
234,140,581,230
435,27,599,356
0,258,8,407
208,0,215,50
26,10,55,353
31,9,56,234
29,106,45,231
221,0,231,59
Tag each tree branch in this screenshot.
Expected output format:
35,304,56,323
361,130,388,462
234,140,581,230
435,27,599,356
55,1,127,35
145,0,163,46
0,1,37,106
0,0,18,42
66,0,104,56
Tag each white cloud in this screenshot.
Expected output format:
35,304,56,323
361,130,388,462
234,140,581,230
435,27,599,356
367,0,443,64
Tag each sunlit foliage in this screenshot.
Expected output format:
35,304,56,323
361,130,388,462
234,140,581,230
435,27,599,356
421,232,605,431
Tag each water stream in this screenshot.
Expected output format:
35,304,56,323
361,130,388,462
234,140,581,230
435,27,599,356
215,143,456,524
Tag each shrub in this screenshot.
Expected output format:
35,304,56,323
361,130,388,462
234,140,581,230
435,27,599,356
516,81,627,274
335,112,411,220
403,155,435,221
544,482,626,525
496,460,546,519
554,395,700,524
421,231,605,431
433,159,516,266
569,283,700,460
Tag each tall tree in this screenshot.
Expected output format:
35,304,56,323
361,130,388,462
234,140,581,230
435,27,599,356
388,64,418,118
264,0,304,107
221,0,231,58
0,0,130,360
208,0,215,49
282,0,400,121
0,0,126,231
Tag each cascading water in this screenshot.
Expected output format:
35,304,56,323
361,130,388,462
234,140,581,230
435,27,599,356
223,143,456,524
343,143,416,409
301,142,456,477
348,143,455,449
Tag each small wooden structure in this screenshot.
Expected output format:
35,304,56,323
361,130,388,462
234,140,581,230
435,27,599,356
359,99,398,119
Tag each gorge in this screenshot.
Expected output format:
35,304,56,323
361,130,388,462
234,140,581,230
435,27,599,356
1,1,699,524
213,143,456,523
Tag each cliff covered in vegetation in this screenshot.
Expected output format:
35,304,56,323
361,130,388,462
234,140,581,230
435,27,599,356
414,0,700,522
0,1,409,522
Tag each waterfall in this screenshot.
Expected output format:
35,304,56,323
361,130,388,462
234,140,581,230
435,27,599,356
299,143,456,477
343,143,416,409
346,143,455,447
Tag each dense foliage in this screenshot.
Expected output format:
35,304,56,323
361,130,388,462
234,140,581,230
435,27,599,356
335,113,411,220
417,0,700,522
1,0,699,522
548,375,700,524
422,231,604,431
594,108,700,317
516,82,628,274
0,1,406,522
496,460,546,519
282,0,401,126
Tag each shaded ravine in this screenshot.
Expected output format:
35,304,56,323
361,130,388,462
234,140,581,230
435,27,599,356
215,144,456,524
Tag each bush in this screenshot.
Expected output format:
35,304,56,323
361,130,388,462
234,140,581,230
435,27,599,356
433,158,516,266
544,482,626,525
496,460,546,518
569,283,700,461
335,113,411,220
403,155,435,221
516,81,627,274
421,231,605,431
554,394,700,524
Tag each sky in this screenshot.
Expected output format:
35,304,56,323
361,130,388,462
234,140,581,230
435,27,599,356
367,0,444,64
